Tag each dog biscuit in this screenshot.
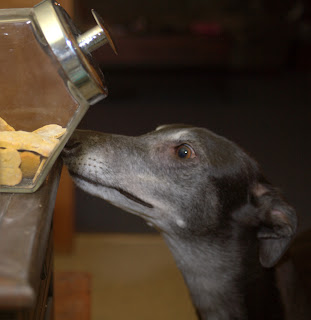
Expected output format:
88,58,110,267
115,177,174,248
20,151,41,179
34,124,66,139
0,118,66,186
0,148,22,186
0,131,59,157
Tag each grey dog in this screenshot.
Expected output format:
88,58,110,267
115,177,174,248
62,124,310,320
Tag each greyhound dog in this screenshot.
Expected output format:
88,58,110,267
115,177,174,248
62,124,310,320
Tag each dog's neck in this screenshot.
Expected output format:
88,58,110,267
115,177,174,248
163,232,284,320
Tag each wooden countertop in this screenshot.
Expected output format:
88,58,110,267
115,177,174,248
0,160,62,309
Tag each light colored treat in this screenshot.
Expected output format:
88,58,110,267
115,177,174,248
34,124,66,139
20,151,41,179
0,119,64,186
0,131,59,157
0,148,22,186
0,117,15,131
0,148,21,168
32,158,47,183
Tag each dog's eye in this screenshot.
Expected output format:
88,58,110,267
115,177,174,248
176,144,195,159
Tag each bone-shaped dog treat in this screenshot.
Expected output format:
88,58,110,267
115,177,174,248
34,124,66,139
0,131,59,157
0,116,66,186
20,151,41,179
0,148,22,186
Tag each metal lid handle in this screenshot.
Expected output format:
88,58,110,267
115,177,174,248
77,10,117,54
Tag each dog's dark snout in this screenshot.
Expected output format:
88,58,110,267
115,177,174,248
64,140,81,151
62,136,82,157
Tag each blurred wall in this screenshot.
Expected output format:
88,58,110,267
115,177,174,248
71,0,311,234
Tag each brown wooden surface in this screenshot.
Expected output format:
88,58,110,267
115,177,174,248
54,272,91,320
0,161,62,309
54,167,75,253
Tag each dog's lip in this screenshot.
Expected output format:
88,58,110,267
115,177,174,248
112,187,154,208
69,171,154,209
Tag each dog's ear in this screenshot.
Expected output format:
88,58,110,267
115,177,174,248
253,183,297,268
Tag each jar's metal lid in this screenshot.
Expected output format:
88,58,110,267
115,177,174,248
33,0,116,105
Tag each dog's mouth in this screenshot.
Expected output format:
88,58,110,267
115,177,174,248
69,171,154,209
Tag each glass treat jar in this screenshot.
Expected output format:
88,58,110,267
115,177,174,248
0,0,116,192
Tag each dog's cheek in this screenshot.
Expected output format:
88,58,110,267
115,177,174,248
168,194,218,236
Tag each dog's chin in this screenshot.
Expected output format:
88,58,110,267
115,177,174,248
69,171,154,216
68,170,188,234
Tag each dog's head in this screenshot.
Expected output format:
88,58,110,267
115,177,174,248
63,124,297,268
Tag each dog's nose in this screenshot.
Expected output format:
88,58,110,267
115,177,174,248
64,140,81,151
62,136,82,157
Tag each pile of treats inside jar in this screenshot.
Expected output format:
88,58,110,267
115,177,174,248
0,117,66,186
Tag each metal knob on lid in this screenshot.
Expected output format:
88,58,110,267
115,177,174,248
33,0,117,105
77,10,117,54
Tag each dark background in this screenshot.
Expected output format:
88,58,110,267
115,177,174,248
73,0,311,234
